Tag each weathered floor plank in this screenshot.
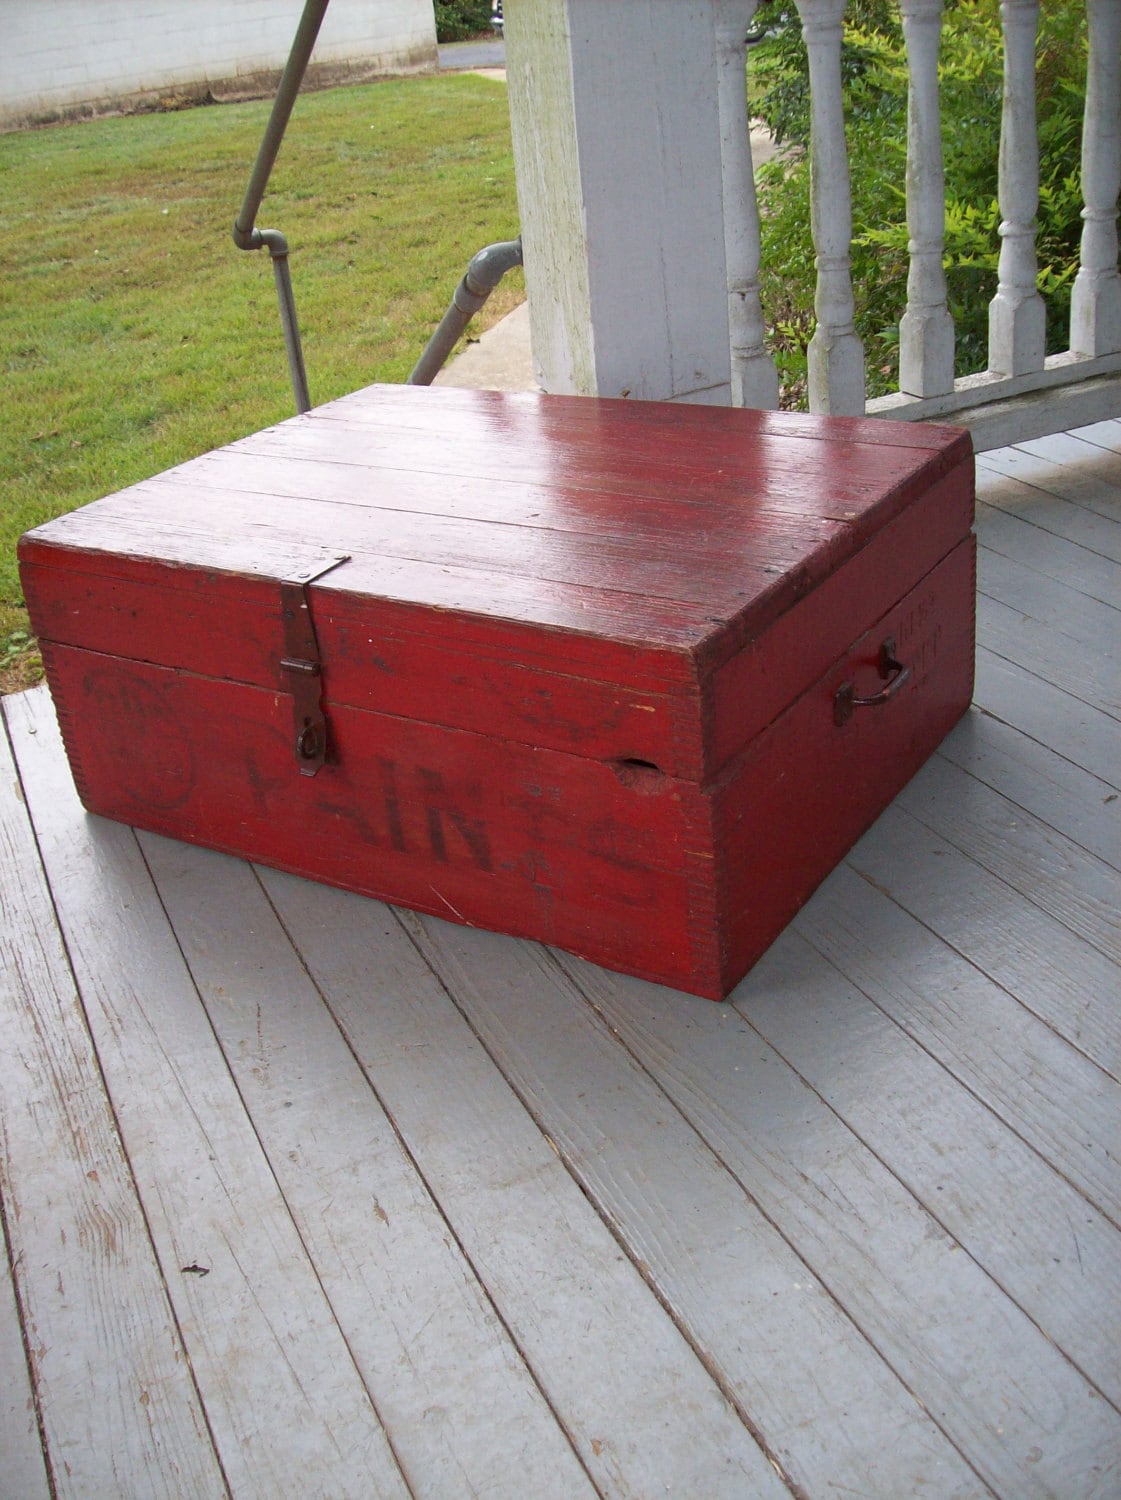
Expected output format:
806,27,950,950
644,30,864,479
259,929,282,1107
1016,431,1121,514
972,465,1121,560
1069,417,1121,454
979,441,1121,520
935,708,1120,873
895,753,1120,963
559,938,1121,1497
975,552,1120,718
979,538,1121,643
259,866,790,1500
846,795,1121,1078
399,911,988,1500
794,856,1121,1227
6,691,411,1500
975,496,1121,606
973,646,1120,788
0,713,226,1499
138,828,599,1500
731,935,1121,1454
0,1193,52,1500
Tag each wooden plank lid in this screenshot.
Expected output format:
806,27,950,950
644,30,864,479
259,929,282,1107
20,384,972,783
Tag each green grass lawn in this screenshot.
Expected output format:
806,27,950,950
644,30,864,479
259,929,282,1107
0,73,522,690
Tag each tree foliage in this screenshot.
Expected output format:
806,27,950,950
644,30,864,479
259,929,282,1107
748,0,1088,404
433,1,493,43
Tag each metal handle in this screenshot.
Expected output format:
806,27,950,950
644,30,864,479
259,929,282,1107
834,636,912,726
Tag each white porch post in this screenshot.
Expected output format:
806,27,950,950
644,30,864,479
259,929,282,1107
503,0,736,403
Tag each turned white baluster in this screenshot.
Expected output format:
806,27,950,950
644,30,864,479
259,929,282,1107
1070,0,1121,357
988,0,1046,376
898,0,954,397
794,0,865,415
715,0,780,409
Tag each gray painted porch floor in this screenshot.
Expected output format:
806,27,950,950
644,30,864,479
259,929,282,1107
2,424,1119,1500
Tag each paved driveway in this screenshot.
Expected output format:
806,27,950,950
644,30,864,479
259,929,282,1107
438,38,505,71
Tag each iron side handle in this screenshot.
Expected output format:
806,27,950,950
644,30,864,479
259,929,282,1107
833,636,912,727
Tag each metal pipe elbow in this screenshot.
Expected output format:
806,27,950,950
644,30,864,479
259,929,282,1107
232,220,260,251
232,223,289,257
408,235,524,386
463,237,523,297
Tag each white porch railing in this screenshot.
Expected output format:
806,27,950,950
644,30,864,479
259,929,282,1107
505,0,1121,451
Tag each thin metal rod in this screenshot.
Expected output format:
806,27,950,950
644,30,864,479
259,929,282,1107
408,238,524,385
272,251,311,414
232,0,330,413
233,0,331,249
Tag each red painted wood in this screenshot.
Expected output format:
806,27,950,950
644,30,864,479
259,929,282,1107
21,556,702,775
166,443,939,536
39,477,849,610
308,381,975,456
23,422,955,635
36,537,973,997
712,537,977,994
21,386,976,997
41,641,718,993
238,411,965,545
702,461,975,772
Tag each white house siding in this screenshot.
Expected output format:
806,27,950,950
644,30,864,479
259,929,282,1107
0,0,438,130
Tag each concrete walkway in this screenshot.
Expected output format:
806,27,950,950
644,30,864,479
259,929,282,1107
434,300,536,393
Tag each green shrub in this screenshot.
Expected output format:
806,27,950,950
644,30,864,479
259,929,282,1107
434,0,492,43
749,0,1087,404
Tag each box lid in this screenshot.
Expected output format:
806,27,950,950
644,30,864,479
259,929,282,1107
20,384,972,783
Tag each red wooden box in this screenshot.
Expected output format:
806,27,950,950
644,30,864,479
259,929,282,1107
20,385,975,999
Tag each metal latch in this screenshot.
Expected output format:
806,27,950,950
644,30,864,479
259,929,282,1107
279,555,349,776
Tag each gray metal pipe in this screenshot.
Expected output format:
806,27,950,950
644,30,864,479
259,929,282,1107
233,0,330,249
408,237,524,385
232,0,330,412
271,250,311,418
